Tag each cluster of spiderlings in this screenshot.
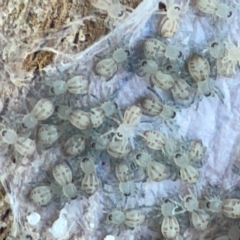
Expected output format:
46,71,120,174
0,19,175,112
148,185,240,239
1,0,240,239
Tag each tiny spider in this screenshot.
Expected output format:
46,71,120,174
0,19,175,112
88,87,119,129
63,134,86,157
143,38,183,62
41,65,89,101
0,117,36,157
103,105,142,149
196,0,236,20
52,163,78,200
81,171,100,196
107,138,131,159
55,105,91,130
164,138,203,184
102,161,137,197
140,87,178,129
134,148,169,182
173,151,199,184
17,98,55,130
135,59,159,77
204,185,240,219
208,40,225,59
221,37,240,75
173,187,210,231
95,38,132,81
102,197,145,235
90,0,133,30
140,129,166,151
151,197,181,240
205,40,235,77
29,185,53,207
156,0,190,38
188,54,224,108
135,59,187,104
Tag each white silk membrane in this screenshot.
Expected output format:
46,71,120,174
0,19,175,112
2,0,240,239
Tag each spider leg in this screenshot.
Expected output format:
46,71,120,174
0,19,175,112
101,128,116,138
117,109,124,122
165,120,174,132
147,86,163,102
154,10,167,16
214,85,224,103
172,206,186,216
194,94,201,110
192,159,203,168
184,0,190,12
232,64,237,74
105,67,118,82
227,36,234,48
129,135,135,149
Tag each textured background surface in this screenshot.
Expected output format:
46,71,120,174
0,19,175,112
0,0,240,239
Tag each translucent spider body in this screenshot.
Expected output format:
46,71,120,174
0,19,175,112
47,75,89,96
95,40,131,81
77,155,99,196
188,140,206,164
81,171,100,196
136,60,190,103
153,200,181,239
188,54,210,83
141,95,176,121
135,150,168,182
21,99,54,129
143,38,183,62
150,70,175,91
37,124,61,146
90,0,133,30
171,78,191,100
106,105,142,149
196,0,235,19
55,105,91,130
174,151,199,184
107,208,145,229
135,59,159,77
175,187,210,231
141,130,166,151
208,41,225,59
107,139,131,159
0,122,36,157
80,156,95,175
220,37,240,75
52,163,77,200
29,185,53,206
188,54,224,105
64,135,86,156
89,88,119,128
157,0,190,38
217,56,235,78
113,162,135,196
89,129,114,151
205,187,240,219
